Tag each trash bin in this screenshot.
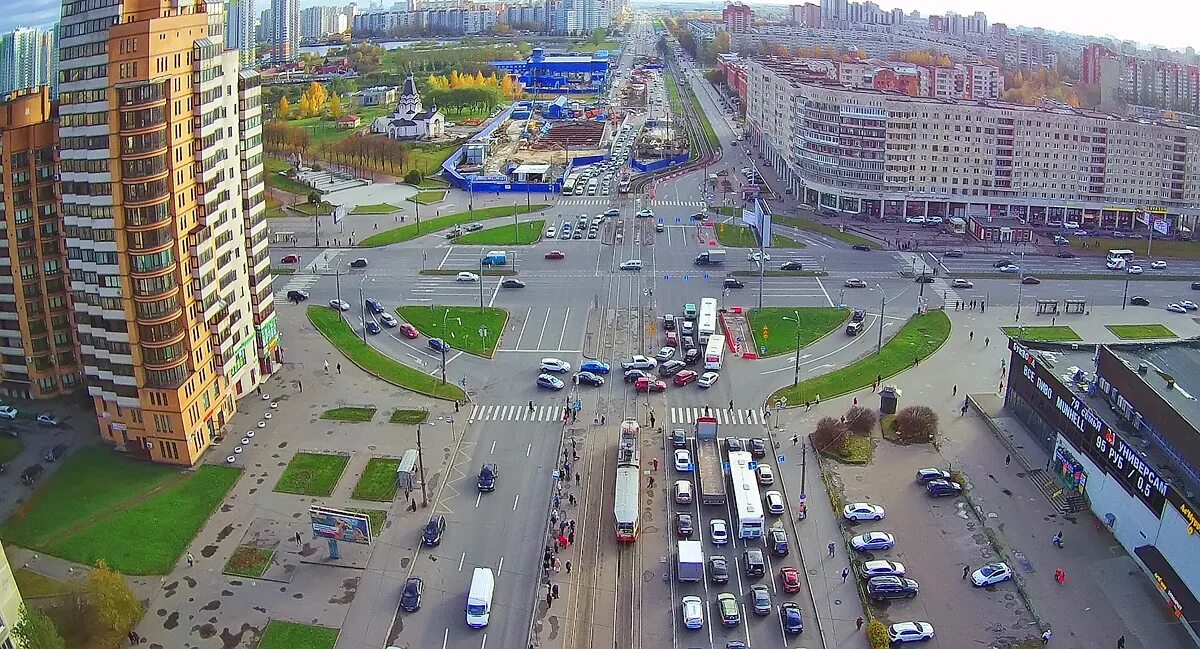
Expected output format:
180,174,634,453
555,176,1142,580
879,386,899,415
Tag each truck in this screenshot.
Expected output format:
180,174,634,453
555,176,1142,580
481,250,507,266
677,540,705,582
695,416,725,505
694,249,726,265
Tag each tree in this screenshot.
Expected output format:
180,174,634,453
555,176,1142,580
277,96,291,119
404,169,423,185
843,405,875,437
87,561,143,649
11,605,66,649
714,31,731,54
588,27,607,45
812,416,848,454
308,191,322,205
328,92,344,119
894,405,939,443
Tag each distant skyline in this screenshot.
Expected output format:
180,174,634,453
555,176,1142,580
1,0,1195,53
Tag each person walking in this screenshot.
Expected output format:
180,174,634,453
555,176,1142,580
648,476,655,488
652,457,659,471
1117,636,1125,649
952,384,957,396
186,552,194,568
969,331,974,341
1005,454,1012,467
856,616,864,631
828,541,836,557
324,359,329,373
336,363,342,374
546,591,553,609
295,531,303,547
298,380,303,393
576,472,581,486
729,399,734,411
791,434,799,446
566,560,572,574
552,584,560,599
963,565,970,580
984,336,990,347
568,530,575,545
1053,531,1063,548
1042,628,1052,644
841,567,849,583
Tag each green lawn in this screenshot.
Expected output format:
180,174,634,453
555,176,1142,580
274,452,350,497
771,310,952,405
265,157,319,197
290,201,335,216
350,203,399,215
351,458,402,502
0,447,241,575
0,437,21,464
713,223,805,248
358,204,548,248
408,142,462,177
412,177,451,190
222,545,275,578
389,409,429,424
410,190,447,205
689,90,721,150
320,406,377,422
397,305,507,357
1000,326,1083,342
774,215,881,249
1072,237,1200,259
832,435,874,465
1106,324,1178,340
748,308,849,356
306,306,467,401
265,194,288,218
13,569,77,598
454,220,544,246
258,621,339,649
278,105,393,148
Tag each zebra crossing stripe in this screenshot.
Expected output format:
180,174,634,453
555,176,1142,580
668,407,762,426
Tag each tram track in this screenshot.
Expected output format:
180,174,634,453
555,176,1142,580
629,56,720,196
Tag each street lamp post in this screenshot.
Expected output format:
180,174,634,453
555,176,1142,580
782,310,802,386
468,176,475,212
415,423,429,507
440,308,449,385
478,251,485,311
876,284,885,355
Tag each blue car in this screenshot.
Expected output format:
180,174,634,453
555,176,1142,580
366,321,381,334
580,360,611,374
780,602,804,634
428,338,449,352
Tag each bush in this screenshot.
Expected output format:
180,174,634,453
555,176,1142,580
894,405,939,443
867,619,890,648
404,169,423,185
844,405,875,436
812,416,848,454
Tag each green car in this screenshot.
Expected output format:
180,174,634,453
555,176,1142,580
717,592,740,627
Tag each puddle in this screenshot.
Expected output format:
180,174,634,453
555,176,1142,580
328,577,359,605
192,622,217,639
201,600,220,611
200,545,218,558
215,524,235,543
164,611,179,630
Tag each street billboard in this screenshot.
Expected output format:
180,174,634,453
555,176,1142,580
309,506,372,545
741,198,773,246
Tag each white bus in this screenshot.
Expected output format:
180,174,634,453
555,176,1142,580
697,298,718,343
560,177,577,196
704,335,724,370
1106,249,1135,269
729,450,764,538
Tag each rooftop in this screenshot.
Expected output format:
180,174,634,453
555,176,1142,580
1108,343,1200,424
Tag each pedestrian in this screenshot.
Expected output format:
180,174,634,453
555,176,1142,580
961,403,969,416
529,400,534,410
729,399,735,410
298,380,302,393
570,519,576,532
565,461,572,474
969,331,974,341
128,630,139,644
913,355,919,367
805,401,812,411
648,476,655,488
649,412,655,427
186,552,194,568
1005,454,1011,467
324,359,330,373
576,472,581,486
546,591,553,609
295,531,303,547
336,363,342,374
572,438,577,450
563,449,569,462
601,415,606,425
455,400,460,413
984,336,990,347
842,567,849,583
963,565,970,579
856,616,864,630
828,541,836,557
1117,636,1125,649
566,560,572,574
554,493,561,508
852,397,858,406
1042,628,1052,644
953,384,958,396
652,457,659,471
1053,531,1063,548
791,434,798,446
568,530,575,545
569,494,576,507
554,558,562,573
552,584,560,599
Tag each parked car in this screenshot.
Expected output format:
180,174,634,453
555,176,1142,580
888,622,935,643
329,299,351,312
1166,303,1187,313
971,562,1014,587
43,444,67,463
851,531,896,552
844,278,867,288
36,413,59,427
400,577,423,612
926,479,963,497
867,575,920,600
843,502,886,521
915,468,951,484
859,560,907,579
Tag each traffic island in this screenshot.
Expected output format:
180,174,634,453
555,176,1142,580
396,305,507,358
222,545,275,579
357,204,548,247
319,406,377,422
746,307,849,357
713,223,806,248
388,409,429,424
772,215,882,249
350,202,400,215
1000,326,1082,342
452,220,544,245
409,190,447,204
417,268,517,276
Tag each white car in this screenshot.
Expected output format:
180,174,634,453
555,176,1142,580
1166,303,1187,313
681,595,704,629
674,449,692,472
329,299,351,312
843,502,886,521
748,251,772,262
970,562,1014,587
998,264,1020,273
925,216,944,225
851,531,896,552
844,278,868,288
709,518,729,545
1063,220,1079,229
951,279,974,288
1151,260,1168,269
456,272,480,282
755,464,774,485
904,216,927,224
1126,265,1143,275
379,313,398,327
545,227,557,238
1180,300,1198,311
0,405,17,420
764,491,785,515
860,560,907,578
697,371,719,388
636,208,654,218
889,622,935,643
539,358,572,373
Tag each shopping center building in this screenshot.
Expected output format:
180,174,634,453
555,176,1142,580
1005,339,1200,643
744,56,1200,236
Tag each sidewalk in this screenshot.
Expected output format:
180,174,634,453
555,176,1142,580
771,307,1193,648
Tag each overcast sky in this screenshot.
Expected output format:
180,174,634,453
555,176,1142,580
3,0,1195,52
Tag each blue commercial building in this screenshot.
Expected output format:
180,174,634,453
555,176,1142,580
491,47,611,94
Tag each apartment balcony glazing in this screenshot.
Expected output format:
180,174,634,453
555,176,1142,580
122,153,169,181
119,106,168,133
127,225,175,253
125,202,172,230
121,131,168,159
145,362,189,389
134,294,182,322
123,177,170,206
138,315,187,346
130,249,176,277
117,82,166,111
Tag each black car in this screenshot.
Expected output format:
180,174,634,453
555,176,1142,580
1192,282,1200,291
349,258,368,268
851,244,872,251
287,290,310,302
867,575,919,600
575,372,604,387
43,444,67,463
927,479,963,497
915,274,935,283
743,548,765,576
748,438,767,458
1055,251,1076,258
624,369,650,383
709,556,730,584
676,513,694,537
1130,296,1151,306
779,261,804,271
726,437,743,452
477,463,498,492
501,278,526,288
662,315,676,330
683,348,701,365
671,429,687,448
943,250,964,258
658,360,686,377
723,277,744,289
421,515,446,546
851,309,866,323
401,577,423,611
993,259,1015,268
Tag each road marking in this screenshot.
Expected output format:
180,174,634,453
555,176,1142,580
536,308,551,348
557,307,571,350
488,278,501,307
489,440,496,454
437,248,452,270
475,492,482,508
512,307,532,350
513,494,520,510
526,443,532,457
496,557,504,577
480,633,488,649
496,348,583,354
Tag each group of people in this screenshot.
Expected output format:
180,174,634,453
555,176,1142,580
543,437,583,610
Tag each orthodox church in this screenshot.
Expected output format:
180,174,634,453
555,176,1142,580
370,72,445,140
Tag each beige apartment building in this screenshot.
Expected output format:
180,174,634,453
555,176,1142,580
58,0,277,465
745,56,1200,233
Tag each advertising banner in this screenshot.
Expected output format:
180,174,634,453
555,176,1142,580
309,506,372,545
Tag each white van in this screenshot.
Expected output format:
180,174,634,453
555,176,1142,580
619,259,643,271
466,567,494,628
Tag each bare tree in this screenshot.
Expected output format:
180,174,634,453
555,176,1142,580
812,416,848,454
843,405,875,437
894,405,939,443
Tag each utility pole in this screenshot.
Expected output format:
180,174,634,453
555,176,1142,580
440,308,449,385
478,254,485,311
800,442,807,502
876,284,885,355
359,286,366,343
416,423,429,507
792,309,801,386
757,201,765,310
335,268,342,302
1122,277,1129,310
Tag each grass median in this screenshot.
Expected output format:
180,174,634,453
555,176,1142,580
273,452,350,497
320,406,377,422
1072,237,1200,259
689,90,720,149
1106,323,1177,340
259,621,339,649
397,305,507,357
714,223,806,249
350,203,399,215
1000,326,1082,342
306,306,467,401
358,204,548,248
774,215,881,249
770,310,951,405
454,220,544,246
351,458,402,502
748,307,849,356
410,190,447,205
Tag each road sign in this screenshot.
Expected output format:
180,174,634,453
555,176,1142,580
722,462,730,471
762,326,770,338
736,335,744,343
748,461,758,470
684,275,689,281
777,455,786,463
675,217,681,224
479,325,488,339
760,345,767,355
775,400,783,409
703,273,710,280
573,399,582,412
663,274,670,280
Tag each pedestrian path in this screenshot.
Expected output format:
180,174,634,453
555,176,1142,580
669,406,764,426
470,403,570,422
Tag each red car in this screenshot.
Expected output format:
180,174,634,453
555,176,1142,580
666,331,678,346
280,254,301,264
545,250,565,260
398,323,419,339
780,566,801,593
635,376,666,393
673,370,698,386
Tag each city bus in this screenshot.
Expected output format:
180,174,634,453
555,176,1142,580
704,335,724,370
619,179,631,194
729,451,764,538
697,298,718,343
1106,249,1135,269
560,177,577,196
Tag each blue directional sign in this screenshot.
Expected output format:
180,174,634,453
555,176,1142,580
736,335,744,343
722,462,730,471
777,455,787,464
664,274,670,280
675,216,681,224
573,399,582,412
703,273,710,280
684,275,690,281
761,345,767,355
747,460,758,470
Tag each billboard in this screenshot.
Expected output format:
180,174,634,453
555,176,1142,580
740,199,773,246
309,506,372,545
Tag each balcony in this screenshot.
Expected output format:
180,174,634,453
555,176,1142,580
133,294,181,321
123,178,170,206
119,107,167,132
121,131,168,158
138,315,187,345
122,153,169,181
145,363,190,389
126,224,175,253
118,82,166,110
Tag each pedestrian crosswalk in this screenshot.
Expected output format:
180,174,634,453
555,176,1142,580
557,198,708,208
669,407,765,426
470,403,570,423
275,274,320,298
467,403,767,426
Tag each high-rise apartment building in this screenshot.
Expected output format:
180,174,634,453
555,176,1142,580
1,27,50,97
722,3,753,34
227,0,258,68
0,86,80,401
270,0,300,62
300,6,341,39
0,542,25,649
58,0,278,465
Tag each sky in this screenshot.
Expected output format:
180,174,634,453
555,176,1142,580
2,0,1196,52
